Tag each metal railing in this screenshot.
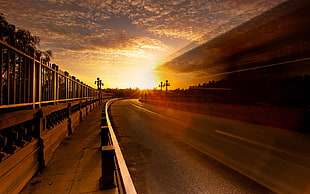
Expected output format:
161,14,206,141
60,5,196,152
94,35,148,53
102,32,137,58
0,40,98,110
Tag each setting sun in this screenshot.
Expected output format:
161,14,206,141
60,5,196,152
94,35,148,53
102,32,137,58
129,66,159,89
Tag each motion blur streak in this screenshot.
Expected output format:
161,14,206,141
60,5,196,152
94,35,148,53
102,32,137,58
111,99,310,194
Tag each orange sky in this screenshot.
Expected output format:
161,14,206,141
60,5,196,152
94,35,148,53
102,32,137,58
0,0,285,89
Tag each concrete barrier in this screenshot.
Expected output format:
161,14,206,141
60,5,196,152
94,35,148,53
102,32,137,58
0,99,100,194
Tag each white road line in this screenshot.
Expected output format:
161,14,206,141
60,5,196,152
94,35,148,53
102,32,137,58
129,102,168,119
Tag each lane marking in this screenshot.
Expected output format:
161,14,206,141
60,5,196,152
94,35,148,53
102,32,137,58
129,102,168,119
214,129,309,161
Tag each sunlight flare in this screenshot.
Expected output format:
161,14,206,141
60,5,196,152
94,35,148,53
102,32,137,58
129,66,159,89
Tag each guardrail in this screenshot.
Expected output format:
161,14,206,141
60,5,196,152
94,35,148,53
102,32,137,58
100,99,136,194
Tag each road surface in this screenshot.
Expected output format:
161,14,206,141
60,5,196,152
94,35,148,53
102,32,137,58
109,99,310,194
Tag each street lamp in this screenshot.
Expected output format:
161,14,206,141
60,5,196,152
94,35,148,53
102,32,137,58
95,77,104,104
159,81,163,91
158,80,170,91
163,80,170,91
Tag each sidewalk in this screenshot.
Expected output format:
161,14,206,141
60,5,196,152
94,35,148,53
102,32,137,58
20,104,117,194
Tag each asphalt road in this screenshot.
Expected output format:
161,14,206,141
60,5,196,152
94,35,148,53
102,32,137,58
109,99,310,194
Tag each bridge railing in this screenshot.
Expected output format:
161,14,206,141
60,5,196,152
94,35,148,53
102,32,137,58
0,40,98,110
0,38,104,193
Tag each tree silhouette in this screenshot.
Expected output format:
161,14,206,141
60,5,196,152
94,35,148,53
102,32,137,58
1,13,40,54
40,50,53,63
15,29,40,53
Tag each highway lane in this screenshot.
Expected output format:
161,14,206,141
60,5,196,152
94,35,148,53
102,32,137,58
109,99,310,194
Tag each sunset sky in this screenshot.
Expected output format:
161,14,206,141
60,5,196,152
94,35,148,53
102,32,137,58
0,0,285,89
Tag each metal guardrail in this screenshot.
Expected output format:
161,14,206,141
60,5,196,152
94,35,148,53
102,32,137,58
100,99,137,194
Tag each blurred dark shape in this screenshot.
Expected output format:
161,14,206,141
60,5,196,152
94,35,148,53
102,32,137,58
159,0,310,76
145,0,310,132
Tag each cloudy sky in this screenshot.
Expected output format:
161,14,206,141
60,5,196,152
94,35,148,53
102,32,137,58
0,0,285,89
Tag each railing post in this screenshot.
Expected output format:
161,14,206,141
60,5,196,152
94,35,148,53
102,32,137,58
101,109,109,145
67,103,72,135
99,104,116,190
101,114,107,126
100,126,109,146
85,98,89,115
37,58,42,108
0,44,3,105
79,101,82,121
64,71,69,102
99,145,116,190
7,48,10,105
52,64,58,105
12,52,16,104
32,54,36,109
90,97,93,112
36,109,46,169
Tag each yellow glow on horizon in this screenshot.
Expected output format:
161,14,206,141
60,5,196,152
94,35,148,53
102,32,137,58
128,66,159,89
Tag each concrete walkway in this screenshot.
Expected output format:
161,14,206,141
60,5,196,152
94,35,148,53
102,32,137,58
20,104,117,194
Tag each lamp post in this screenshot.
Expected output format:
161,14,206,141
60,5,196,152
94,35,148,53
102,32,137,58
159,81,163,91
164,80,170,91
95,77,104,104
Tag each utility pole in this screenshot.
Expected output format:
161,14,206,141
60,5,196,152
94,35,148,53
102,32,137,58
95,77,104,104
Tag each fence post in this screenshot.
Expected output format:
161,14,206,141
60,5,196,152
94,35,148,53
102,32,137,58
67,103,72,135
37,58,42,108
79,101,82,121
0,44,3,105
86,98,88,115
12,52,16,104
36,109,46,168
6,49,10,105
89,97,93,112
31,54,36,109
101,114,107,126
52,64,58,105
64,71,69,102
100,126,109,146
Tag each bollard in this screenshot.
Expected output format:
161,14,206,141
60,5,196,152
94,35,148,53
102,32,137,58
100,126,109,146
99,145,116,190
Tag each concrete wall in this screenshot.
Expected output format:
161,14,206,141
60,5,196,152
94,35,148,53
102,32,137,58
42,119,69,165
0,99,101,194
0,140,40,194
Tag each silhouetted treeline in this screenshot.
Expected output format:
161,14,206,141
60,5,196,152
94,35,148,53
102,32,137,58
190,79,232,89
103,88,141,98
141,74,310,108
0,13,53,62
186,75,310,107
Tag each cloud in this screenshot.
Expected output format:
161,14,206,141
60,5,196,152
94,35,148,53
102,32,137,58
1,0,285,49
0,0,286,88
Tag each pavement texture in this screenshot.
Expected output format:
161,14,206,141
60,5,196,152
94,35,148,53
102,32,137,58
110,99,275,194
20,104,118,194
